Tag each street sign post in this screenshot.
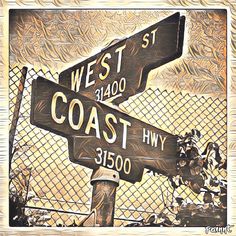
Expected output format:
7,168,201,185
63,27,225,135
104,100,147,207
58,12,185,105
30,12,185,225
30,77,178,183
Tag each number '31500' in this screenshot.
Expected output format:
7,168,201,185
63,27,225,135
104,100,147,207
95,147,131,174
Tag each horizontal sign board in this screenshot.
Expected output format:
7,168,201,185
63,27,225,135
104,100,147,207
30,77,178,183
59,12,185,105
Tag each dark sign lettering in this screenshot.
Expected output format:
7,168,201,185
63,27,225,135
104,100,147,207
58,12,185,105
30,77,178,183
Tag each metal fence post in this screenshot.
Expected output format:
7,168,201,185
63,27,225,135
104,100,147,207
9,66,28,171
90,167,119,226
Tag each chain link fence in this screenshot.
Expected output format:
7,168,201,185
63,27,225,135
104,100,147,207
9,66,227,227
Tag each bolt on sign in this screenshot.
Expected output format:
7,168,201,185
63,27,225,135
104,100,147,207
30,77,178,183
58,12,185,105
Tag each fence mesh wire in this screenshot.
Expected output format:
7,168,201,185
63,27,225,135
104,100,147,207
9,66,227,227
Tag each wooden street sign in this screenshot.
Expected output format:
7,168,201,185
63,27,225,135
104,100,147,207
58,12,185,105
30,77,178,183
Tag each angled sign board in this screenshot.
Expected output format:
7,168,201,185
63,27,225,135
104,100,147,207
30,77,178,183
58,12,185,105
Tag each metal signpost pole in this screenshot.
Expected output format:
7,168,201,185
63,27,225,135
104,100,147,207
90,167,119,226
